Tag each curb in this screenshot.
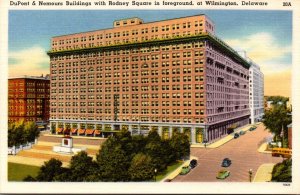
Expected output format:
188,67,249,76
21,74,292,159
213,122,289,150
160,155,198,182
191,123,255,149
257,143,272,154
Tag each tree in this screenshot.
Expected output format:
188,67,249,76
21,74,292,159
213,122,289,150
271,158,292,182
169,133,190,160
23,121,40,143
36,158,65,181
8,120,40,147
23,175,37,182
96,137,131,181
267,96,289,107
68,151,98,181
144,130,167,172
115,129,136,158
262,105,292,144
129,153,155,181
8,122,24,147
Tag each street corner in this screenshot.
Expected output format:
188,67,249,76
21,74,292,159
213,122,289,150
253,163,275,182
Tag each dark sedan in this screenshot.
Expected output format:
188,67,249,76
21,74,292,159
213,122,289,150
221,158,232,167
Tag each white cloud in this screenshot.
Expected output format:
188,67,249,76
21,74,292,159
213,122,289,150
224,32,292,74
9,46,49,77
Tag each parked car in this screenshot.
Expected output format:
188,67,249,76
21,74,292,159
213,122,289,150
189,159,198,169
249,126,257,131
239,130,246,135
216,170,230,179
221,158,232,167
234,133,240,139
180,166,191,175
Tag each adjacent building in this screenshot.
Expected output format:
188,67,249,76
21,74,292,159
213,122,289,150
239,51,264,124
48,15,251,143
8,75,50,124
249,62,264,123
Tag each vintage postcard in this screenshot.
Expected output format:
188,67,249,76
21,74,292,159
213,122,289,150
0,0,299,194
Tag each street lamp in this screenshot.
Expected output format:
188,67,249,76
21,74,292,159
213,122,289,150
249,169,253,182
154,168,157,182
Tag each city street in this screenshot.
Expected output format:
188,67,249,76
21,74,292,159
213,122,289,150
173,124,282,182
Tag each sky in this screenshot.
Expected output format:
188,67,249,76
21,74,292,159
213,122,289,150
8,10,292,98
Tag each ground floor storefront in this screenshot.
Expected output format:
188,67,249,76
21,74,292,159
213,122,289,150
50,115,249,144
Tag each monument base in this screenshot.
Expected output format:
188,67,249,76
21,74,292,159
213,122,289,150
52,136,86,155
53,145,86,155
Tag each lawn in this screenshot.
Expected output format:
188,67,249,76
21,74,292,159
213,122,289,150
8,162,40,181
156,161,184,181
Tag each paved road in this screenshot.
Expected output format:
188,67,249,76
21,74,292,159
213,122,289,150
173,124,282,182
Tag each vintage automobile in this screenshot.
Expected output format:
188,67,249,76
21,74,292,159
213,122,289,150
216,170,230,179
180,166,191,175
249,126,257,131
221,158,232,167
189,159,198,169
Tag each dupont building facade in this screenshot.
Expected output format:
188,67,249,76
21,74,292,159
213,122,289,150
8,75,50,124
48,15,250,144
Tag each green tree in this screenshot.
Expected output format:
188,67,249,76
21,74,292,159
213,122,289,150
267,96,289,107
23,175,37,182
271,158,292,182
131,134,147,154
36,158,65,181
68,151,98,181
8,122,24,147
23,121,40,143
96,137,131,181
115,129,136,158
8,120,40,147
169,133,190,160
129,153,155,181
263,105,292,145
144,130,166,172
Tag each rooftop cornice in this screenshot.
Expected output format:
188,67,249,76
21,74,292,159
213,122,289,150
47,33,250,69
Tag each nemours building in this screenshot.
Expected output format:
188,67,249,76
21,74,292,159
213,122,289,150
48,14,256,144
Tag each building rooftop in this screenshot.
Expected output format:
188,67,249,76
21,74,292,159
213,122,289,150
8,74,50,80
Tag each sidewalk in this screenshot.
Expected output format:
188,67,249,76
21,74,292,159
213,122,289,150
191,123,256,149
253,163,275,182
8,155,69,167
160,155,198,182
258,143,272,154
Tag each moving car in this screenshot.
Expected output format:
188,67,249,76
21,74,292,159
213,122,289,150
221,158,232,167
180,166,191,175
189,159,198,169
239,130,246,135
216,170,230,180
234,133,240,139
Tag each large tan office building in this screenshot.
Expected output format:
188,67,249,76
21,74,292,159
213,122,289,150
48,14,250,144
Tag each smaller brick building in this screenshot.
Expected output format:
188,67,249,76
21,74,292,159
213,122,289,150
8,75,50,124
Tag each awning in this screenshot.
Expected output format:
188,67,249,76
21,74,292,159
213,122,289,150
56,128,63,133
94,130,101,135
86,129,94,135
78,129,86,135
71,128,78,134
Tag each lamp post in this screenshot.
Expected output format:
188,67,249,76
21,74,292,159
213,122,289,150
154,168,157,182
249,169,253,182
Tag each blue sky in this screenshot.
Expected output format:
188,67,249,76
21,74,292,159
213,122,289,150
8,10,292,96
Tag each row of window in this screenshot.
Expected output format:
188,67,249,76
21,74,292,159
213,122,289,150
52,20,208,46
